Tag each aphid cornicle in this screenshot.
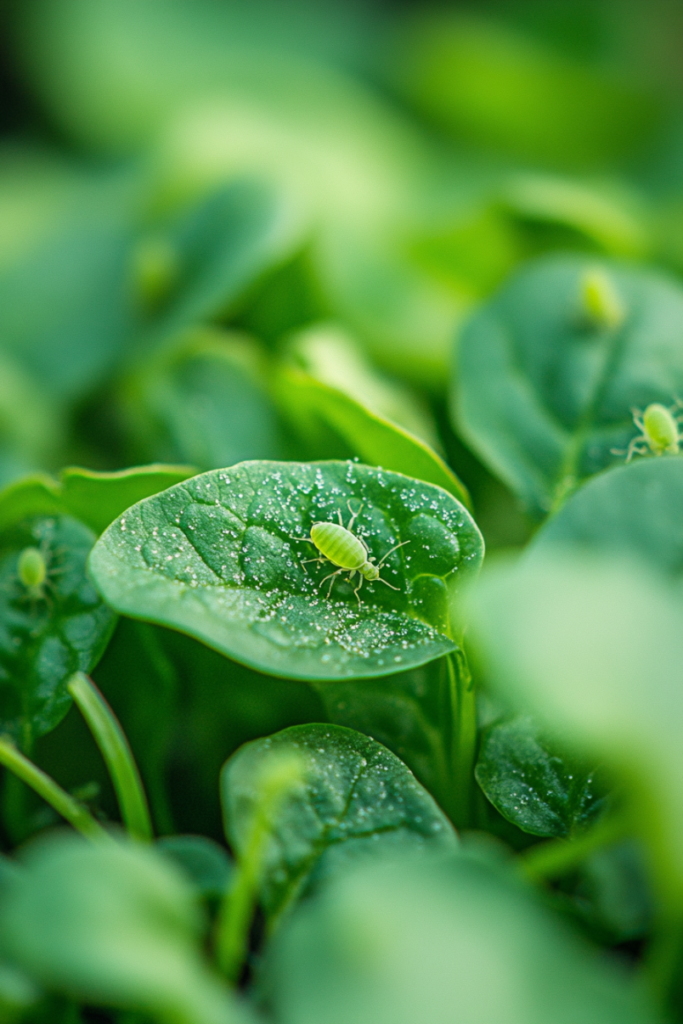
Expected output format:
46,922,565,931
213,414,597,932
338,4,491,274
299,502,409,604
617,401,683,462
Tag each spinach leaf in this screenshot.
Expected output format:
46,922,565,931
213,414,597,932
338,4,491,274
123,328,283,470
476,714,605,838
266,848,658,1024
453,254,683,516
0,464,195,535
157,835,233,902
88,461,483,680
529,457,683,579
0,515,116,746
275,369,470,505
221,723,457,924
0,834,242,1024
145,180,301,344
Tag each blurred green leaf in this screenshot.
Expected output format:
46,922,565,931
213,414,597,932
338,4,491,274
475,714,606,838
529,458,683,578
0,515,116,747
0,835,241,1024
123,328,283,469
0,152,135,400
274,368,469,506
266,848,658,1024
143,181,302,343
89,461,483,681
222,723,457,924
453,254,683,516
468,550,683,879
391,13,661,169
0,465,195,536
157,835,233,902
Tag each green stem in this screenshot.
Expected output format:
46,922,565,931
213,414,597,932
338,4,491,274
67,673,153,843
447,650,477,828
215,754,303,982
519,814,627,882
0,736,107,842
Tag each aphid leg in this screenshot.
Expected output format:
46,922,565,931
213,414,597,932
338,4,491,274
345,500,364,533
626,438,648,463
300,556,327,574
320,569,343,599
353,574,363,606
376,539,410,569
376,575,400,591
336,509,344,526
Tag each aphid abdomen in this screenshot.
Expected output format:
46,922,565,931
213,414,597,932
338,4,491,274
18,547,47,592
643,403,679,454
310,522,366,570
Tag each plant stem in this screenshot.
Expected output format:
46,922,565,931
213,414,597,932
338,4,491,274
67,672,153,843
447,650,477,828
519,813,627,882
215,754,303,983
0,736,107,842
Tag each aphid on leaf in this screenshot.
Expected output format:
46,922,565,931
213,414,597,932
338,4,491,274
297,501,409,604
15,535,64,609
614,401,683,462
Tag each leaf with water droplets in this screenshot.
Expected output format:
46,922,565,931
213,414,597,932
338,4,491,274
0,515,117,745
475,715,606,838
87,461,483,680
221,723,458,925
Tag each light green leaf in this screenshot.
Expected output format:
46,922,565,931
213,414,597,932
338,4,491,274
475,715,605,838
453,254,683,516
221,723,457,924
88,461,483,681
0,835,242,1024
0,464,195,536
275,369,469,506
0,515,117,745
157,836,233,902
266,848,658,1024
529,457,683,579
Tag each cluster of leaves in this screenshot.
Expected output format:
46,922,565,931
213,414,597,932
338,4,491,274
3,1,683,1022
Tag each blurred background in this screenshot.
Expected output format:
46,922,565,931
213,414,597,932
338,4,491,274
2,0,683,552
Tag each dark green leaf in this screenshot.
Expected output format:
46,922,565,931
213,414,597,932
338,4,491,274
0,515,116,745
0,834,241,1024
88,461,483,681
157,836,233,901
453,255,683,516
275,369,469,506
314,656,459,821
475,715,605,838
123,328,283,470
0,464,195,536
266,848,658,1024
221,723,457,923
529,457,683,579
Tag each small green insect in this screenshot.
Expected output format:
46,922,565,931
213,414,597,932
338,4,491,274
617,401,683,462
14,536,64,609
298,502,409,604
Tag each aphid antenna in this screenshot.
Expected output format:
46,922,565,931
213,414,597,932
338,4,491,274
376,539,410,569
375,576,400,591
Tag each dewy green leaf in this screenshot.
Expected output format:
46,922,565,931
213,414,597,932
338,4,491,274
88,461,483,681
274,369,470,506
266,849,658,1024
0,835,241,1024
475,715,606,839
453,254,683,516
0,515,116,747
529,457,683,579
221,724,457,925
0,464,195,535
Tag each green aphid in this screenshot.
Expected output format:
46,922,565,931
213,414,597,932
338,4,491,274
619,402,683,462
581,268,625,331
17,546,48,600
298,502,409,604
